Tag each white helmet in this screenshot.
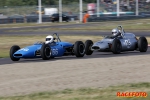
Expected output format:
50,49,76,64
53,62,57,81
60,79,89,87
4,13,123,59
45,35,54,44
112,28,118,36
112,28,121,36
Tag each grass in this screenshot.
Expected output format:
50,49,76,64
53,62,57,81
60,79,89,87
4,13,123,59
7,23,150,32
0,35,150,58
0,82,150,100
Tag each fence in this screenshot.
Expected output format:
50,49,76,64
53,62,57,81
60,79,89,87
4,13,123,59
0,15,79,24
88,14,150,22
0,1,150,16
0,1,150,24
0,4,84,16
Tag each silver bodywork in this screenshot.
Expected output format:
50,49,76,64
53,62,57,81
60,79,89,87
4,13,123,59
91,26,138,52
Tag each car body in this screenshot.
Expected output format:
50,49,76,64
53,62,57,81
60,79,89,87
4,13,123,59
10,33,85,61
51,13,69,22
85,26,148,55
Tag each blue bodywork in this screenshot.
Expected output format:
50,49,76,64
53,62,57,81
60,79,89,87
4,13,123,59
13,41,73,59
13,33,74,58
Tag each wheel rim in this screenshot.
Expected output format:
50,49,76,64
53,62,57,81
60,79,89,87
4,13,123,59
45,47,51,58
79,44,85,54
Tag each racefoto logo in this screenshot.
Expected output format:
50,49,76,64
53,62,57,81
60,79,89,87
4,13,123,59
117,92,147,98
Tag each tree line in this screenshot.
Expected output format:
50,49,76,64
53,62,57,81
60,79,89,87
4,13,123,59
0,0,96,7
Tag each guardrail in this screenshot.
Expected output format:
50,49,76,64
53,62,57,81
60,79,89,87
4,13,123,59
0,15,78,24
0,16,54,24
88,14,150,22
0,14,150,24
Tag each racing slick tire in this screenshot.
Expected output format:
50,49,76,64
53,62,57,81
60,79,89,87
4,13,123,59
40,43,51,60
85,40,93,55
74,41,85,57
111,39,122,54
10,45,20,61
138,36,148,52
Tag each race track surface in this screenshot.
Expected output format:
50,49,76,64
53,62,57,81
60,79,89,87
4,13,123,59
0,49,150,96
0,47,150,65
0,24,150,96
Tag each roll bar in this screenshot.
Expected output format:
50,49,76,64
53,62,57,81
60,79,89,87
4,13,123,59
117,25,125,37
52,33,61,42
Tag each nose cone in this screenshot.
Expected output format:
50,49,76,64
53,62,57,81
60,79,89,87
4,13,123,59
92,41,109,51
92,42,101,50
14,48,34,58
13,45,41,58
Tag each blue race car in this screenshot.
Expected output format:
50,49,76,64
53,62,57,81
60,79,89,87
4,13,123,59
10,33,87,61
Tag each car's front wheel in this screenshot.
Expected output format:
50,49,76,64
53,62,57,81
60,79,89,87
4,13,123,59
40,43,51,60
138,36,148,52
10,45,20,61
111,39,122,54
74,41,85,57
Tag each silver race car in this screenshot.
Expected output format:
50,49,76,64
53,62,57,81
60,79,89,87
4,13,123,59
85,26,148,55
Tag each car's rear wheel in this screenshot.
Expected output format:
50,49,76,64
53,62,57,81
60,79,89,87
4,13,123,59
111,39,122,54
10,45,20,61
74,41,85,57
40,43,51,60
138,36,148,52
85,40,93,55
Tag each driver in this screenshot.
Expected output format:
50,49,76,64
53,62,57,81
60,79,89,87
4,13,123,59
112,28,121,37
45,35,54,44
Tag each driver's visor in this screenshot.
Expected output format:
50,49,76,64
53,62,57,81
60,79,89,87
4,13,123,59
112,32,117,34
46,38,51,41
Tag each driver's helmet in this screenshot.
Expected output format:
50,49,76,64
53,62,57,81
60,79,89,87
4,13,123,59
45,35,54,44
112,28,121,36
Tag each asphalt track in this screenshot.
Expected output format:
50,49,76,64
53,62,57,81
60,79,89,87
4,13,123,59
0,24,150,65
0,47,150,65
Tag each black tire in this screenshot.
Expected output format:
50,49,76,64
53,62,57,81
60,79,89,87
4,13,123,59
85,40,93,55
111,39,122,54
10,45,20,61
40,43,51,60
74,41,85,57
138,37,148,52
66,19,69,22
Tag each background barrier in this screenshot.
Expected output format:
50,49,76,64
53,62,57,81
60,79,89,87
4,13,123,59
0,1,150,24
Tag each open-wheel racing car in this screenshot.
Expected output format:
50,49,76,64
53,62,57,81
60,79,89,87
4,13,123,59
10,33,86,61
85,26,148,55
